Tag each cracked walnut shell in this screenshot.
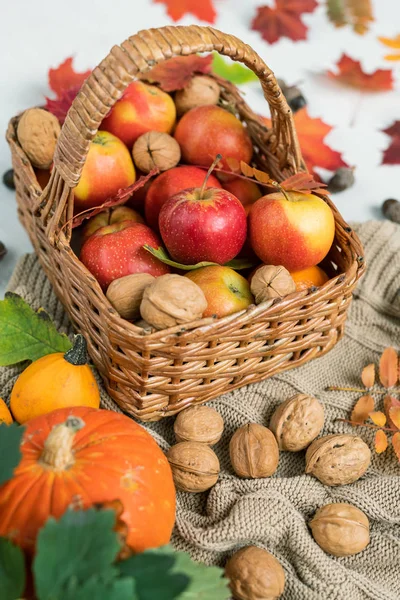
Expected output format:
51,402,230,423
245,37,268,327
305,434,371,486
269,394,324,451
225,546,285,600
309,503,370,557
230,423,279,479
174,405,224,445
250,265,296,304
140,274,207,330
17,108,61,169
166,441,220,492
175,75,220,116
132,131,181,173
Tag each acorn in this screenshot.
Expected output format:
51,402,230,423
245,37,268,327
382,198,400,224
3,169,15,190
277,78,307,113
327,167,355,194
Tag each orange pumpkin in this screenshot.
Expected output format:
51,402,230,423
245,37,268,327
10,334,100,423
0,398,13,424
0,406,176,553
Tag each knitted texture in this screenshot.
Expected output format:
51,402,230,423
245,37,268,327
1,220,399,600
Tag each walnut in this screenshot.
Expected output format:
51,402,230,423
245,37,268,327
250,265,296,304
140,274,207,330
106,273,155,320
175,75,220,116
174,405,224,445
166,441,220,492
17,108,60,169
309,503,370,557
225,546,285,600
305,434,371,486
132,131,181,173
269,394,324,451
230,423,279,479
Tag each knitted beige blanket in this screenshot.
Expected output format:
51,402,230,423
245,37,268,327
1,220,399,600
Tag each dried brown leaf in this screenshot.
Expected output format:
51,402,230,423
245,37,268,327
280,173,330,196
375,430,388,454
361,363,375,388
351,395,374,424
384,395,400,430
392,432,400,461
379,347,398,388
389,406,400,430
369,411,386,427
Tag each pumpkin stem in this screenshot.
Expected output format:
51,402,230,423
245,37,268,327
40,416,84,471
64,334,88,366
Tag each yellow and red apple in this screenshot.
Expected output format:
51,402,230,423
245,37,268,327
74,131,135,212
102,81,176,148
145,165,221,231
81,206,144,243
249,191,335,271
174,105,253,170
185,266,254,318
80,221,170,290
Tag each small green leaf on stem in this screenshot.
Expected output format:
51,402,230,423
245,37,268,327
144,245,255,270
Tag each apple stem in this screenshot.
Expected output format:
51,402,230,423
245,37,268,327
199,154,223,199
278,184,291,202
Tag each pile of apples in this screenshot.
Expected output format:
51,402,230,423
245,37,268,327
76,77,335,321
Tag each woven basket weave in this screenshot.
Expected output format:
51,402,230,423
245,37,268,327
7,25,365,421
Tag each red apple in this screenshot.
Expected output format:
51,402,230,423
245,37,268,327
222,178,262,208
74,131,135,211
159,163,247,265
125,170,153,212
185,266,254,318
249,191,335,271
101,81,176,148
145,165,221,231
80,221,170,290
82,206,144,243
174,105,253,170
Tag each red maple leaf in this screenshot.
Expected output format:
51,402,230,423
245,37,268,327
141,54,213,92
381,121,400,165
328,54,394,91
251,0,318,44
48,57,91,97
153,0,216,23
45,85,81,124
261,108,347,175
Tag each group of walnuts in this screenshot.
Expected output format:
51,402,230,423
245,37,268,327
167,397,371,600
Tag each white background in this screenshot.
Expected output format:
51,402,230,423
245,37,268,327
1,0,399,295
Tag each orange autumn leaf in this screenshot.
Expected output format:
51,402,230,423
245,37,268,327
392,432,400,462
48,57,91,97
327,0,374,35
389,406,400,430
251,0,318,44
351,395,374,424
369,411,386,427
379,347,398,388
384,395,400,430
153,0,216,22
361,363,375,388
280,173,329,196
328,54,394,91
141,54,213,92
378,34,400,61
374,430,388,454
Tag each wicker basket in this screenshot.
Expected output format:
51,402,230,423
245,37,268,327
7,25,365,421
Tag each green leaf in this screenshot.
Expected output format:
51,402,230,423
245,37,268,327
212,53,258,85
34,508,121,600
62,576,134,600
0,293,71,366
144,245,255,271
0,538,26,600
0,423,24,485
118,545,230,600
118,546,189,600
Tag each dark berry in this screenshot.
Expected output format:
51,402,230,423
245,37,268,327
3,169,15,190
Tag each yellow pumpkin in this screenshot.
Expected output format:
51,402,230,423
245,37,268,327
0,398,13,424
10,335,100,423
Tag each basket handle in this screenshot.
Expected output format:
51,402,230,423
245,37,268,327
40,25,303,242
